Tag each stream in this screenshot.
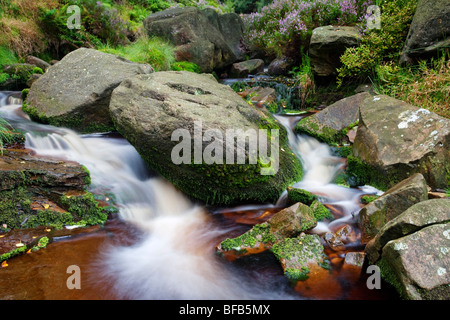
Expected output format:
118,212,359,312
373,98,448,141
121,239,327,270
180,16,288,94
0,91,396,300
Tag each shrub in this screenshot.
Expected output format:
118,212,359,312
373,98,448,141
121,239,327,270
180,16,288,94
337,0,418,84
244,0,372,58
99,36,176,71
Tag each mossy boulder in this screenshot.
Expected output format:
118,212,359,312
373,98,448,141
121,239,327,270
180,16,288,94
23,48,154,133
350,94,450,190
357,173,429,244
271,234,330,282
0,149,108,230
295,92,370,145
109,71,303,206
0,63,43,91
217,202,316,257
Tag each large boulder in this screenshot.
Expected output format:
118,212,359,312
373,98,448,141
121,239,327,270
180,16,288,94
349,94,450,190
379,223,450,300
144,7,245,73
400,0,450,65
357,173,429,244
229,59,264,78
109,71,303,206
23,48,154,133
309,25,361,77
295,92,370,144
365,198,450,264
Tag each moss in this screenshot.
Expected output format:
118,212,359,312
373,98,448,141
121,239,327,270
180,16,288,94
0,187,33,229
285,267,310,281
22,209,74,230
220,222,276,252
310,200,332,221
58,192,108,226
287,188,317,206
295,117,344,145
361,194,379,204
0,244,28,262
377,257,407,299
346,155,390,191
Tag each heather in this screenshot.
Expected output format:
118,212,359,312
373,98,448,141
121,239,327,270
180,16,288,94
244,0,373,58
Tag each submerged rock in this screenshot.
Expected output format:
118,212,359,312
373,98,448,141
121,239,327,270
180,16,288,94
109,71,302,206
23,48,153,133
357,173,428,244
350,94,450,190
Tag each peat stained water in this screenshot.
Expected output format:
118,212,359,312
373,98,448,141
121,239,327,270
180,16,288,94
0,91,393,300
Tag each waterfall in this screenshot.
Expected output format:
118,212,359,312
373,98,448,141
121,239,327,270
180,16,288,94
0,91,381,299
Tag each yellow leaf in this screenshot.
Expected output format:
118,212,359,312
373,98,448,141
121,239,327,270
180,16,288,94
26,249,31,254
43,204,50,210
1,261,8,268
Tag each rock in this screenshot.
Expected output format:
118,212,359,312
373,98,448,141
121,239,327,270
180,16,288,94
229,59,264,78
379,223,450,300
0,227,52,262
400,0,450,65
324,224,357,251
286,187,317,206
0,63,43,91
25,56,51,71
109,71,302,205
216,202,317,258
358,173,429,244
365,198,450,265
144,7,245,72
309,25,361,77
267,56,296,76
344,252,365,268
350,94,450,190
271,233,329,282
23,48,153,133
0,149,109,230
26,73,41,87
295,92,370,144
237,86,276,107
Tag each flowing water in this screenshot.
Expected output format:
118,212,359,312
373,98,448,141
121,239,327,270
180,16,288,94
0,91,391,300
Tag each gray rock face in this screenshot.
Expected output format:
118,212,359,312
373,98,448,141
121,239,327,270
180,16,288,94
309,25,361,77
400,0,450,65
144,7,245,72
295,92,370,144
380,223,450,300
24,48,153,133
109,71,302,205
352,94,450,190
358,173,429,244
365,198,450,264
229,59,264,78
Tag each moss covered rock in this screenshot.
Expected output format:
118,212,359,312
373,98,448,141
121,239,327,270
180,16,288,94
295,92,369,145
109,71,303,206
23,48,154,133
351,94,450,190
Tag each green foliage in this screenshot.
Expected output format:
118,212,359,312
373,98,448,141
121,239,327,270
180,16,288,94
170,61,201,73
0,116,15,154
99,36,176,71
337,0,418,84
361,194,379,204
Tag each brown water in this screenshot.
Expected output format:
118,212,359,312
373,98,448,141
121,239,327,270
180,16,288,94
0,91,398,300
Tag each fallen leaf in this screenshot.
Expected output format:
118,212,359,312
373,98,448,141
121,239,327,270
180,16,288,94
1,261,8,268
26,249,31,254
0,235,5,238
43,204,50,210
15,243,25,247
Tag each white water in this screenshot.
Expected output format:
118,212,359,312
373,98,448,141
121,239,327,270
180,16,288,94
0,91,381,299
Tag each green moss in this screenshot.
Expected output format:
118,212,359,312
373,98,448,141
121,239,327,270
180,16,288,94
287,188,317,206
220,222,276,252
285,267,310,281
59,192,108,227
310,200,332,221
377,257,406,299
346,155,390,191
22,209,74,230
0,187,33,229
295,117,343,145
0,244,28,262
361,194,379,204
